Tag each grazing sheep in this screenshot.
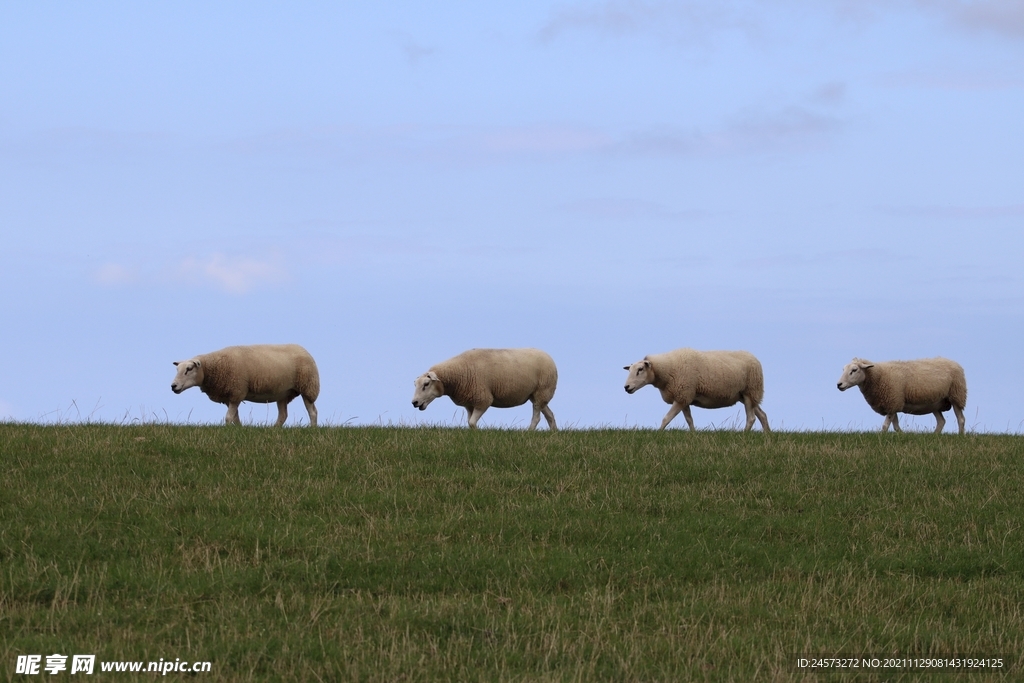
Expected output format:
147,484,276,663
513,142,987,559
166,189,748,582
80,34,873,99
412,348,558,430
623,348,770,431
836,357,967,434
171,344,320,426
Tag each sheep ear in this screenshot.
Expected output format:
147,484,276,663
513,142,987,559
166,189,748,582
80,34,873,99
194,360,201,367
643,360,651,368
173,361,179,367
623,365,630,370
427,371,438,381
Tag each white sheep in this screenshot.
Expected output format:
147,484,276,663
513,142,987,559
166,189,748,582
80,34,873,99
412,348,558,430
836,357,967,434
170,344,320,426
623,348,770,431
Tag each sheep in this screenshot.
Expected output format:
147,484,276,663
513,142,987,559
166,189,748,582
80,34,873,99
623,348,770,431
170,344,320,426
412,348,558,430
836,357,967,434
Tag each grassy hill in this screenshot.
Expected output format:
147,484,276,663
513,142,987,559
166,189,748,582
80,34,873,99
2,425,1022,681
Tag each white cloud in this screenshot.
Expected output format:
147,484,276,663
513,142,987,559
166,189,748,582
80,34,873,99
919,0,1024,40
94,262,139,286
540,1,1024,45
620,106,843,156
216,105,839,166
540,0,765,46
539,1,664,40
175,254,288,294
823,0,1024,40
538,0,759,45
423,108,840,159
90,254,288,293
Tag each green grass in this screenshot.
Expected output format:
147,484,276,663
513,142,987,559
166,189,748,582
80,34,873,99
2,425,1023,681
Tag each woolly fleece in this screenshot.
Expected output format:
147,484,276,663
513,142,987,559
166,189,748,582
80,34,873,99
624,348,769,431
171,344,320,426
412,348,557,430
837,357,967,434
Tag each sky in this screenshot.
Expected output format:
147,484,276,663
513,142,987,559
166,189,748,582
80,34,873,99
1,1,1022,431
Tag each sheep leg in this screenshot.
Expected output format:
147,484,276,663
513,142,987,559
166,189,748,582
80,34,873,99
681,404,696,431
953,405,965,435
754,406,770,433
467,406,488,429
884,413,902,433
541,405,557,431
529,402,542,430
225,402,242,426
659,402,683,430
933,411,946,434
742,397,756,431
303,396,318,427
275,400,289,427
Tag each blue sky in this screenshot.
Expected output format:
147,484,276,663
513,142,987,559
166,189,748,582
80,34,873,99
1,1,1022,430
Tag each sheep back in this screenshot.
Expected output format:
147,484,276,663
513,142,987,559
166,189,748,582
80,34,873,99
198,344,320,405
431,348,557,409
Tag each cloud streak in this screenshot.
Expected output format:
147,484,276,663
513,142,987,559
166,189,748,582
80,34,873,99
538,1,1024,46
538,0,759,45
921,0,1024,40
92,253,289,294
620,106,843,156
175,254,288,294
219,105,843,166
94,263,139,286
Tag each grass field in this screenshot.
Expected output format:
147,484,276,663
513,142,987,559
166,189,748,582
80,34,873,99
2,425,1023,681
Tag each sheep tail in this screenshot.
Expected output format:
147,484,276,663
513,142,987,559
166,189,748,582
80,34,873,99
950,366,968,409
748,359,765,405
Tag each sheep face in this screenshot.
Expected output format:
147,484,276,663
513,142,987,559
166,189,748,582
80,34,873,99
171,359,204,394
837,359,873,391
412,371,443,410
623,360,653,394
